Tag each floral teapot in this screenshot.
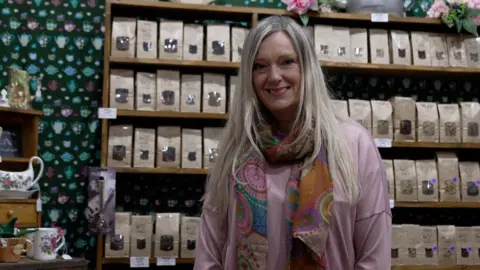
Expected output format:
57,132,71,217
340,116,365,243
0,156,44,191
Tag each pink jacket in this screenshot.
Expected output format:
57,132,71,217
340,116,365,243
194,122,392,270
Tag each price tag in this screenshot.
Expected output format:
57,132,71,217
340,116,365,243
371,13,389,22
62,254,72,260
156,257,176,266
98,108,117,119
130,257,149,268
389,199,394,209
36,198,42,212
374,138,392,148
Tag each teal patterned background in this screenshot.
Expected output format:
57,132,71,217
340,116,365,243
0,0,104,265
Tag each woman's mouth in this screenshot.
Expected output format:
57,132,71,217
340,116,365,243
266,87,288,96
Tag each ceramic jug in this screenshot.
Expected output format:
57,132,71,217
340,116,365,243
0,156,44,191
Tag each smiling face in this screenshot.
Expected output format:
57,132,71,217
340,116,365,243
252,31,301,128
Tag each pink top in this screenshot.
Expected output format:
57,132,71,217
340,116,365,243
194,122,392,270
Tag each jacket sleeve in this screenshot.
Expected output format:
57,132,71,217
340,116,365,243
353,130,392,270
194,198,228,270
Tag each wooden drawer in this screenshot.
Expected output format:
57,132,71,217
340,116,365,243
0,201,38,227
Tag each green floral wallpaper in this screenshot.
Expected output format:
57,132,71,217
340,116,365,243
0,0,104,263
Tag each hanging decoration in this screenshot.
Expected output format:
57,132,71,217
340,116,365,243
427,0,480,35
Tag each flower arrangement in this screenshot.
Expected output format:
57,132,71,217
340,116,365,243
281,0,335,25
427,0,480,35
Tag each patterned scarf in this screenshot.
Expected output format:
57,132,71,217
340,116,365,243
233,125,334,269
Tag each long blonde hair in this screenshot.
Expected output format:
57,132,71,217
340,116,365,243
203,15,361,215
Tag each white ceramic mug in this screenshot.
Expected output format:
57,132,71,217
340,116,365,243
33,228,65,261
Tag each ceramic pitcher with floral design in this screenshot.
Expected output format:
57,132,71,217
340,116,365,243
0,156,44,191
33,228,65,260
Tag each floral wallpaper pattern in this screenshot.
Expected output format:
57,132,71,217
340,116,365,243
0,0,104,264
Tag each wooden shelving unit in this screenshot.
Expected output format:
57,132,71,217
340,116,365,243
111,56,480,77
99,0,480,269
0,107,43,229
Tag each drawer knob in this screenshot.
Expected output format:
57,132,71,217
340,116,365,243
7,210,14,217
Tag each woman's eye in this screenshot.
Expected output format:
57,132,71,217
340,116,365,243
283,59,294,65
253,63,266,70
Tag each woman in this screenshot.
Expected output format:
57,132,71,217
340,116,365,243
195,15,391,269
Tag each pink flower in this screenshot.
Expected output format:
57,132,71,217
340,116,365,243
282,0,318,15
426,0,450,18
468,0,480,25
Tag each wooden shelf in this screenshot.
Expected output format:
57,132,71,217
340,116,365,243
110,57,480,77
102,258,195,264
114,167,209,175
0,199,36,204
392,266,480,270
0,107,43,116
109,0,442,26
0,157,30,163
389,142,480,149
116,110,228,120
395,201,480,208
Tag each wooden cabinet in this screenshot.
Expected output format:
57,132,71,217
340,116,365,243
0,107,43,228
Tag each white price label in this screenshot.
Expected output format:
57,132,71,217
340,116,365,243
389,199,395,209
374,138,392,148
156,257,176,266
371,13,389,22
130,257,149,268
98,108,117,119
62,254,72,260
36,198,42,212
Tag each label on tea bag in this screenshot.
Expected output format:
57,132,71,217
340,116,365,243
157,257,176,266
98,108,117,119
130,257,149,268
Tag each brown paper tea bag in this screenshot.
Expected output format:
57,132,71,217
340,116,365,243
180,216,200,258
159,20,184,60
459,162,480,202
416,102,439,142
348,99,372,134
156,126,181,168
180,74,201,113
130,215,153,257
231,27,249,62
460,102,480,143
390,30,412,65
429,33,449,67
108,125,133,167
111,17,136,58
157,70,180,112
392,96,416,142
436,152,460,201
472,226,480,264
415,160,439,202
399,224,422,265
383,159,394,200
136,20,158,59
105,212,132,258
371,100,393,139
438,104,461,143
182,129,202,169
420,226,438,265
202,73,226,114
183,24,204,61
394,159,417,202
411,32,432,66
133,128,155,168
110,69,134,110
135,72,156,111
391,225,406,265
154,213,180,258
437,225,457,265
456,227,474,265
206,24,231,62
331,100,349,119
203,127,222,169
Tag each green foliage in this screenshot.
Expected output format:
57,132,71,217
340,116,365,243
441,3,479,36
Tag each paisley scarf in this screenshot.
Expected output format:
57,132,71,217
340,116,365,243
233,127,333,269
